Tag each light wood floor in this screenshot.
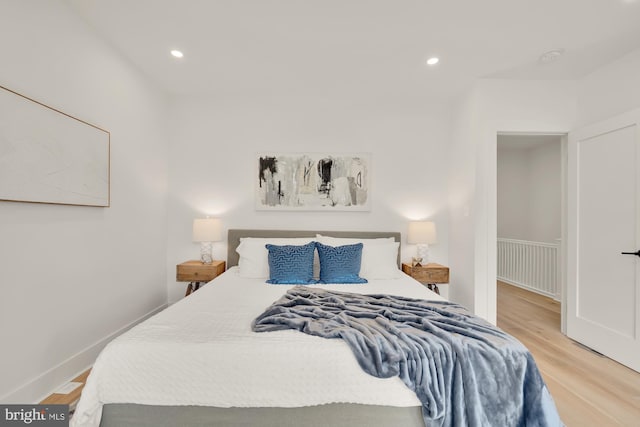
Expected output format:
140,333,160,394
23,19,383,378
497,281,640,426
40,369,90,408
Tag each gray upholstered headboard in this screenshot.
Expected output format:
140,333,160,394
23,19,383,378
227,229,402,268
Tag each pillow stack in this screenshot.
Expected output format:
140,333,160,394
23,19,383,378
236,237,315,279
236,235,401,284
315,234,402,280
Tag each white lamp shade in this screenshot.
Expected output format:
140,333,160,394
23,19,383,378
192,218,222,242
407,221,437,244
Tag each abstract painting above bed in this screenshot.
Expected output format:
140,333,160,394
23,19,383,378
256,153,371,211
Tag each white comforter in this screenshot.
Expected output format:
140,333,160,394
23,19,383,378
71,267,445,427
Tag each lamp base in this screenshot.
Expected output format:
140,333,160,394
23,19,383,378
416,244,430,265
200,241,213,264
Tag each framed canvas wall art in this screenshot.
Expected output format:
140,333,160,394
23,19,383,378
256,153,370,211
0,85,110,207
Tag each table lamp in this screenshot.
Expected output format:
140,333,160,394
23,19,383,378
193,217,222,264
407,221,437,266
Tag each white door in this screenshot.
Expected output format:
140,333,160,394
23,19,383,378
567,109,640,372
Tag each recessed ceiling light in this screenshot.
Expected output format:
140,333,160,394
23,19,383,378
426,57,439,66
539,49,564,64
170,50,184,59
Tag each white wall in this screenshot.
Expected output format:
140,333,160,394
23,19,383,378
528,141,561,242
0,1,169,402
166,94,452,302
447,87,480,312
577,48,640,126
497,139,561,243
449,80,576,322
496,146,530,240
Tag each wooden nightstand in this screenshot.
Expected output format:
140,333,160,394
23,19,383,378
402,262,449,294
176,260,225,296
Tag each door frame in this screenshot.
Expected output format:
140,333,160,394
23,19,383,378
493,130,568,332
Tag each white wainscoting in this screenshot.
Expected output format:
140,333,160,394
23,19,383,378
497,238,560,300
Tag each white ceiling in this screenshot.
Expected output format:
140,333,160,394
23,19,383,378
66,0,640,102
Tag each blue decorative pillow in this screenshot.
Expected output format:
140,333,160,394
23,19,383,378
266,242,317,284
316,242,368,284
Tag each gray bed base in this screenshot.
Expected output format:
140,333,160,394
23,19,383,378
227,229,402,268
100,403,425,427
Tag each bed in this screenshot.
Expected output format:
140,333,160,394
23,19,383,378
71,229,561,427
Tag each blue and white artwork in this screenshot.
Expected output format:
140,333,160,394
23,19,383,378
256,153,370,211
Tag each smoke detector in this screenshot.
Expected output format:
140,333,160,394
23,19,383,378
539,49,565,64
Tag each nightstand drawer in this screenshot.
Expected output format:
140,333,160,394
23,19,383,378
176,261,225,282
402,263,449,283
412,267,448,283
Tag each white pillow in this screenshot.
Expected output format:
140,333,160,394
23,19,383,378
236,237,315,278
315,235,401,279
315,235,395,246
361,242,402,279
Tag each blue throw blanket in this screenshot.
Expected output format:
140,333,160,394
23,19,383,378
252,287,562,427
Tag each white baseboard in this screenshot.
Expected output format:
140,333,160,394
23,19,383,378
0,303,167,404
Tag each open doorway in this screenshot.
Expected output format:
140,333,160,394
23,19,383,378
496,133,565,333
